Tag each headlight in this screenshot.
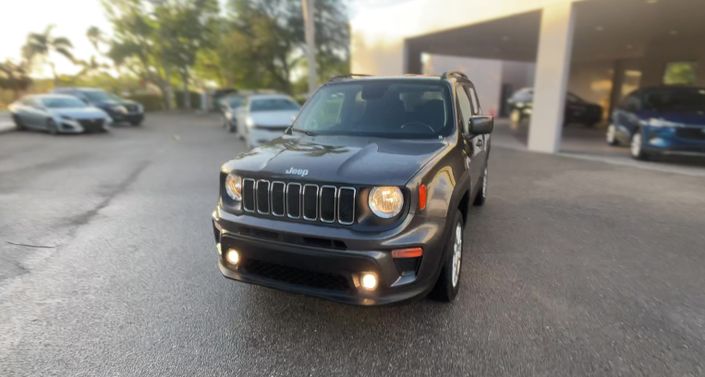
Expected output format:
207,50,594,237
245,117,255,128
368,186,403,218
646,118,681,128
111,105,128,114
225,173,242,201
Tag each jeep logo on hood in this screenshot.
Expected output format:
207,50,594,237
285,167,309,177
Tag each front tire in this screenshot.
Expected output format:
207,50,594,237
47,119,58,135
430,209,464,302
606,124,619,146
630,130,650,160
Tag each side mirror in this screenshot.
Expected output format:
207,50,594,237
467,115,494,134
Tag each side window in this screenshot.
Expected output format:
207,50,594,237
622,93,642,112
456,86,473,133
466,86,480,115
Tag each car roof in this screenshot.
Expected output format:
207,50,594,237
328,75,444,84
54,87,106,92
247,94,296,101
32,94,84,101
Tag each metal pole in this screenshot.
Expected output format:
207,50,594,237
302,0,317,96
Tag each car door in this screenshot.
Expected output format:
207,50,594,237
456,84,484,191
565,93,586,123
24,98,49,129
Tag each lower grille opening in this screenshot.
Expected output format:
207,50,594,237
240,259,351,292
238,226,279,241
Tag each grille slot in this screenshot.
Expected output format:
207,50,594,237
243,178,256,212
303,184,318,221
286,183,301,218
271,181,285,216
241,178,356,225
256,180,270,214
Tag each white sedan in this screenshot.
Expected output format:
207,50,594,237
235,94,301,149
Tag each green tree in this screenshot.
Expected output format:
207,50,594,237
103,0,218,109
202,0,349,93
154,0,219,109
21,25,74,85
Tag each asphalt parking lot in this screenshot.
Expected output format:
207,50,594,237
1,113,705,376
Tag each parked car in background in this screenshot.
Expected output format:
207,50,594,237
607,86,705,160
212,72,493,304
507,87,603,127
212,88,237,112
53,87,144,126
9,94,111,134
220,94,246,133
235,94,301,148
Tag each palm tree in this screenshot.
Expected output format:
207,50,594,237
86,26,105,53
0,60,32,100
22,25,74,84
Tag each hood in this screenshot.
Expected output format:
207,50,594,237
249,110,299,128
638,110,705,127
225,135,449,186
50,107,108,119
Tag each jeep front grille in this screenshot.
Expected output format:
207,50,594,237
242,178,356,225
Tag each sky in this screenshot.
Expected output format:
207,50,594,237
0,0,112,76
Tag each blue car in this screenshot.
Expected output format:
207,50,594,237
607,86,705,160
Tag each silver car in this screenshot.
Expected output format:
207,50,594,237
9,94,112,134
235,94,301,148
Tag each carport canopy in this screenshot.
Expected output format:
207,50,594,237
404,0,705,153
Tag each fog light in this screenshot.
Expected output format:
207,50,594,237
360,272,378,291
648,137,667,147
225,248,240,266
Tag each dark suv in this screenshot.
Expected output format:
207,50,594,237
212,72,493,305
53,87,144,125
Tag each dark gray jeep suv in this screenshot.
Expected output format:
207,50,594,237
212,72,493,305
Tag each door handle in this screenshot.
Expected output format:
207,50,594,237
475,138,483,147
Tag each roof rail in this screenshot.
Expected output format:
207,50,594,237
328,73,371,82
441,71,468,80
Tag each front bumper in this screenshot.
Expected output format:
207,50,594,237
642,126,705,156
211,206,449,305
105,110,144,123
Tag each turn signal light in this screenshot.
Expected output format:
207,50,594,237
418,184,427,210
391,247,423,259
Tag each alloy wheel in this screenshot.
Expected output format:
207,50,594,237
451,222,463,287
631,132,642,158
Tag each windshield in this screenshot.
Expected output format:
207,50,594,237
292,80,453,138
82,90,121,102
250,98,300,112
643,88,705,112
42,97,88,108
227,96,245,108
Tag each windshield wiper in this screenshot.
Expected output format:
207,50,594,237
290,128,317,136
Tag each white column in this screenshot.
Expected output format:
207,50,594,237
528,2,576,153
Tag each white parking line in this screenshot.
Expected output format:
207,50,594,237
559,152,705,178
